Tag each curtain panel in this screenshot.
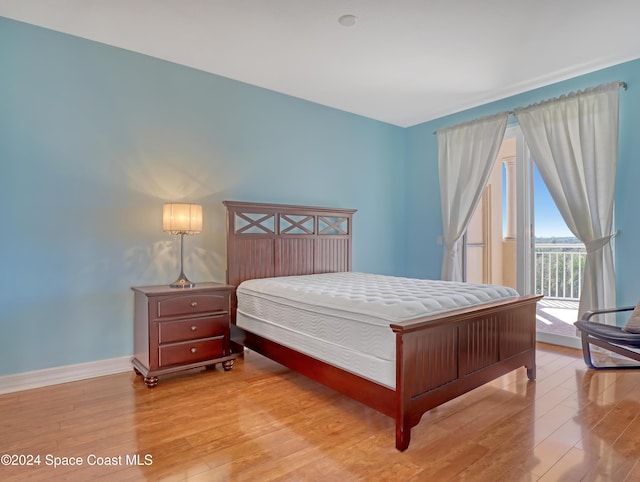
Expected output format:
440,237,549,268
514,82,621,320
437,112,509,281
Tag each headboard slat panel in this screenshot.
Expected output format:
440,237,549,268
227,238,275,286
276,238,315,277
318,238,350,273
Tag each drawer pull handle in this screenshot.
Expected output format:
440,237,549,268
191,325,197,331
190,347,197,354
190,301,198,308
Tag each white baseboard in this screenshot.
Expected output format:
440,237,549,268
536,331,582,350
0,356,132,395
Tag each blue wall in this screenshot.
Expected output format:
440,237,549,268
0,19,406,376
405,59,640,308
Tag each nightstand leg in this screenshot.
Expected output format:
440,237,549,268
144,376,159,388
133,367,142,376
222,359,234,371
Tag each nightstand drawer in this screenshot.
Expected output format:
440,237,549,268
159,338,224,368
158,316,226,344
155,293,227,318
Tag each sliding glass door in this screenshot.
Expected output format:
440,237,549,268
466,125,581,349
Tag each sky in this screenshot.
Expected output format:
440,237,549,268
532,165,575,238
500,163,575,239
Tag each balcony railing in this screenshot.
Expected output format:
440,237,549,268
534,243,586,300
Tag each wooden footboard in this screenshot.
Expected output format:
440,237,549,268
392,295,540,450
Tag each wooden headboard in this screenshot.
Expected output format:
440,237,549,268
224,201,357,287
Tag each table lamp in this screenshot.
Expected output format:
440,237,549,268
163,203,203,288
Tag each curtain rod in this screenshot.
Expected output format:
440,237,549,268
433,80,627,135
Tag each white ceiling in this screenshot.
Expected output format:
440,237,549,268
2,0,640,127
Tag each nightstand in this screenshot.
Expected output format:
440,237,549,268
131,282,236,387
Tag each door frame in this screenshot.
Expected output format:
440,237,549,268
509,124,535,296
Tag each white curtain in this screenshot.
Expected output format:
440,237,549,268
514,82,621,320
438,112,509,281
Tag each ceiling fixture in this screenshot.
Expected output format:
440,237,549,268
338,14,357,27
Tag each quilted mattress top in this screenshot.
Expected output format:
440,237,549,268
237,272,519,325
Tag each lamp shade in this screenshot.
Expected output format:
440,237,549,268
163,203,203,234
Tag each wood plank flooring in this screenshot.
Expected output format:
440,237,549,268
1,343,639,481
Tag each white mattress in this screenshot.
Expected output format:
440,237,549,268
236,272,519,389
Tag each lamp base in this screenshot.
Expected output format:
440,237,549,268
170,273,196,289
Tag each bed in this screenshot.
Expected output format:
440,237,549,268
224,200,541,451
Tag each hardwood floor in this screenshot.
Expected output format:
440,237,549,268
1,343,639,481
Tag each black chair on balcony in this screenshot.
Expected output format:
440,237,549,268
574,305,640,370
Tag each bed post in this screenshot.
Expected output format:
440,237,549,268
395,330,411,452
526,352,537,380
